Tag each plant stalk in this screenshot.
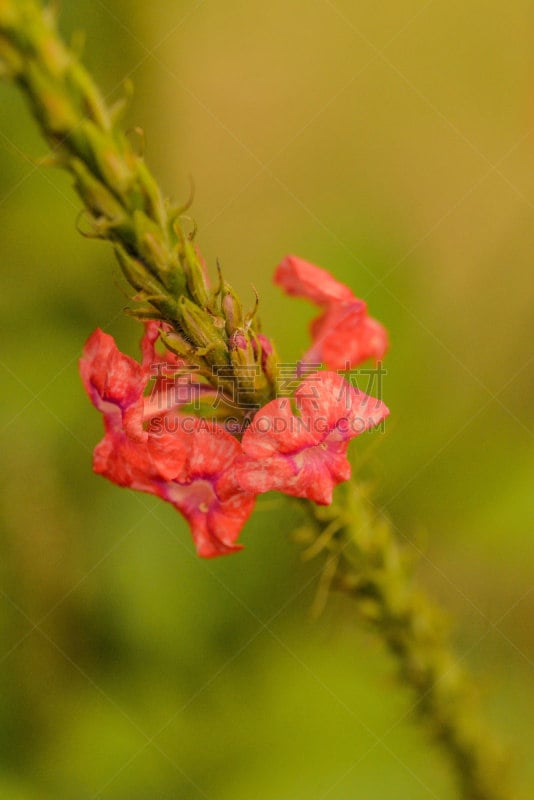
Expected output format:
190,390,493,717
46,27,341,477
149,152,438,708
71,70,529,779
296,481,516,800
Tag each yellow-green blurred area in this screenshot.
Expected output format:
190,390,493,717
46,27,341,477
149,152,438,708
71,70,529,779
0,0,533,797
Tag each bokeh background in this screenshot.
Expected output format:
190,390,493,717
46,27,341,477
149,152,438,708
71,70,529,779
0,1,533,798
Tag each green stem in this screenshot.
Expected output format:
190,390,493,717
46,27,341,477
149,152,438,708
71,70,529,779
0,0,277,405
297,481,516,800
0,0,184,317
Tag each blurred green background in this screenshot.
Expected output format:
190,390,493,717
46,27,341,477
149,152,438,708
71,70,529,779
1,1,533,798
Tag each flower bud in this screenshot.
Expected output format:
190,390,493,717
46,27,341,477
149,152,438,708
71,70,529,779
71,159,126,226
159,329,195,360
179,296,229,365
177,231,210,308
222,283,244,336
82,120,133,193
25,61,78,134
115,244,160,295
132,210,174,275
135,159,167,229
255,333,278,393
228,329,255,369
228,330,275,407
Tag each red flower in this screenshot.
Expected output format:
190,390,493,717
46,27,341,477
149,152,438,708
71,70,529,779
236,371,389,504
80,327,255,557
274,255,388,370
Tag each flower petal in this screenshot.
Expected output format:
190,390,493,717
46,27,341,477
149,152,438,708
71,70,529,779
305,306,388,370
296,371,389,435
238,372,389,503
80,328,145,413
93,431,154,492
274,255,388,370
160,479,253,558
241,397,319,457
275,255,354,304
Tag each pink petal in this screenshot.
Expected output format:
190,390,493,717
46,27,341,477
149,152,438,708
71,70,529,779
146,428,190,481
274,255,388,370
296,371,389,435
80,329,146,413
161,479,253,558
233,453,298,495
241,397,319,457
275,255,354,304
305,307,388,369
238,372,388,503
93,431,155,493
186,422,242,478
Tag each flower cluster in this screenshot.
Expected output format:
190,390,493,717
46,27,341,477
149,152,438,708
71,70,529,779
80,258,389,557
